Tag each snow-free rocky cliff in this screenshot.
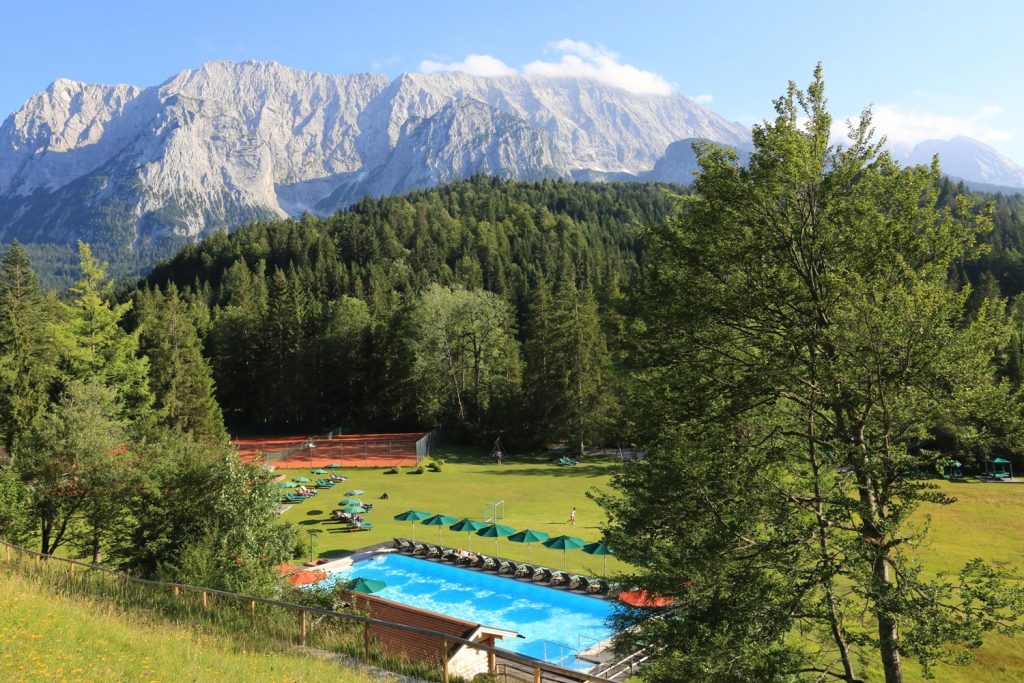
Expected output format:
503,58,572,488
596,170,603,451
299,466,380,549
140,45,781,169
0,60,749,248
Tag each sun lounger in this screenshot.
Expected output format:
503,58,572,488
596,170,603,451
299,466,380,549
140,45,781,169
565,574,584,590
533,567,553,582
395,539,414,552
495,560,514,574
576,576,592,591
515,563,536,578
423,544,442,558
458,553,478,565
549,570,570,586
505,560,521,575
587,579,610,594
474,555,497,570
411,542,429,555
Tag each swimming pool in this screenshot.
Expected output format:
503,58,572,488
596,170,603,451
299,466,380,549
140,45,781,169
319,553,614,667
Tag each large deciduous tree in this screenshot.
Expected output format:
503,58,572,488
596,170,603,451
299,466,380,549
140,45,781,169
603,67,1024,683
411,284,520,427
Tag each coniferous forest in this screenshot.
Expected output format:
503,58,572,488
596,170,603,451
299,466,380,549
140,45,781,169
136,177,679,447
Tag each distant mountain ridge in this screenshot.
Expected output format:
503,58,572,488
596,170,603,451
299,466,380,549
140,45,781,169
2,60,1021,254
0,60,748,249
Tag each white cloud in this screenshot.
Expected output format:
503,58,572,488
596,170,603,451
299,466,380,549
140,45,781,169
420,54,516,78
523,40,672,95
693,94,713,105
836,104,1012,147
418,40,673,96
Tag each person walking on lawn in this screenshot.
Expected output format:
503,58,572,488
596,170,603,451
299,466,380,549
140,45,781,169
568,507,576,525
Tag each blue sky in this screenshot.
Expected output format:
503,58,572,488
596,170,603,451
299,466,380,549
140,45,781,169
4,0,1024,160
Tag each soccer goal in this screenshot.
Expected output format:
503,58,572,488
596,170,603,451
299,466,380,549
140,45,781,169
484,499,505,524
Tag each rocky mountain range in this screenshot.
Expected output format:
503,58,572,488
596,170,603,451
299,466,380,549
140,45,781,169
0,60,747,249
1,60,1021,253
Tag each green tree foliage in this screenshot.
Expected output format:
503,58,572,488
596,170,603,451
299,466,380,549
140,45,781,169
604,68,1024,683
0,241,60,451
155,449,296,595
18,380,125,556
58,243,152,423
141,178,670,440
411,284,520,429
135,283,226,443
548,275,616,454
0,465,32,545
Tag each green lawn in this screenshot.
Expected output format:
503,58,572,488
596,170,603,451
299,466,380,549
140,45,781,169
279,449,1024,682
0,570,369,682
278,446,625,576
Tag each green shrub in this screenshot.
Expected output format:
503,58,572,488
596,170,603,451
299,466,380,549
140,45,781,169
384,466,401,475
427,461,443,472
409,465,425,474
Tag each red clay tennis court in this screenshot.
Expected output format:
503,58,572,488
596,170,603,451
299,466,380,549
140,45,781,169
233,432,430,468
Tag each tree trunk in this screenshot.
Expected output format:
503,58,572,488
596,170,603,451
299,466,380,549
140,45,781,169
875,555,904,683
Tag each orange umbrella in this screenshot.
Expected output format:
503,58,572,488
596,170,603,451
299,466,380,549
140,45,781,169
287,569,328,586
618,589,673,608
274,562,300,576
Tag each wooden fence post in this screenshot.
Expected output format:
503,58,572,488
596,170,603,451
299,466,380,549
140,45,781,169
533,665,541,683
299,610,307,646
202,590,208,609
441,638,449,683
363,622,371,659
173,586,180,597
250,600,256,617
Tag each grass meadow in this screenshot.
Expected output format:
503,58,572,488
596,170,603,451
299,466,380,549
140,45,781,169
0,571,369,682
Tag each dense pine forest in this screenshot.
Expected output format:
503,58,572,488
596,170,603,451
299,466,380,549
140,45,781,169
135,177,681,446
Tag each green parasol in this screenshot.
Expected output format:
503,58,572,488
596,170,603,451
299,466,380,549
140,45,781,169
449,518,487,552
420,513,459,544
343,577,386,594
394,510,432,540
507,529,550,563
582,540,614,575
542,534,586,570
476,523,517,556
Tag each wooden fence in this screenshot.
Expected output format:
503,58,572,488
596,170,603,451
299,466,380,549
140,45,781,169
0,539,616,683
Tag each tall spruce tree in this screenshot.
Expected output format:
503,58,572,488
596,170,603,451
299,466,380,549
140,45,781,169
603,67,1024,682
136,284,226,443
58,243,152,424
549,273,615,454
0,241,59,452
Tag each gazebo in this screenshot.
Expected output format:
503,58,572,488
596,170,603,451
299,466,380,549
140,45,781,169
943,460,963,481
985,457,1014,480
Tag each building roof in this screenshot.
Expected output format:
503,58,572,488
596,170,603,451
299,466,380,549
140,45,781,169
350,592,518,664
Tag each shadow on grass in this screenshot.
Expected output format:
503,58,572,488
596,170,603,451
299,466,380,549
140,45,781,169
478,464,614,479
306,509,324,516
298,519,328,526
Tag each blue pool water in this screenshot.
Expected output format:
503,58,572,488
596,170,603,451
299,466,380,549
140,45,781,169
319,553,613,666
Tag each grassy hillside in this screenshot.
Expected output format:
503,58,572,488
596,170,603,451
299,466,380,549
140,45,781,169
0,571,370,682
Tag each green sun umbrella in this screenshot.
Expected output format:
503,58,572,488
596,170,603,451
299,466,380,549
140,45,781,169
339,498,363,506
311,468,328,475
476,523,517,556
345,489,366,496
326,463,343,469
449,518,487,552
277,481,297,489
420,514,459,544
343,577,386,594
292,476,311,483
508,529,550,563
582,541,614,575
394,510,432,540
542,534,586,570
341,504,367,514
